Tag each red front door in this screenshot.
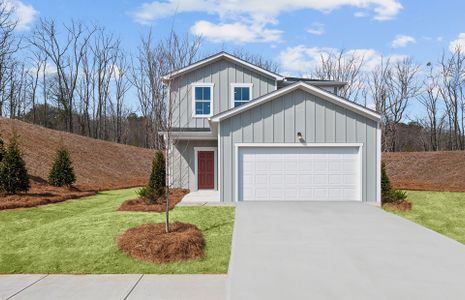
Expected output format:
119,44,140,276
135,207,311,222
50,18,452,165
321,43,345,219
198,151,214,189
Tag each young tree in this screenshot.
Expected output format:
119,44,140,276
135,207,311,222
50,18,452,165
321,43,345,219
48,145,76,187
0,132,30,194
381,161,391,196
149,151,166,195
139,151,166,204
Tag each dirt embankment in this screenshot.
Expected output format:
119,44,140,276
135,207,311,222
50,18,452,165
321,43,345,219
383,151,465,192
0,118,155,209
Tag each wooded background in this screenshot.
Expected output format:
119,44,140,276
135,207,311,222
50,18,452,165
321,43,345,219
0,0,464,152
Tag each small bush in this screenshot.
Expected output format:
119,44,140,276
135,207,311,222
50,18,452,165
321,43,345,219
0,133,30,194
48,146,76,187
148,151,166,193
381,161,407,204
381,161,391,196
141,151,166,204
382,189,408,204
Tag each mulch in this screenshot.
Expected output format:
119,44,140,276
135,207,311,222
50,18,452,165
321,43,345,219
117,222,205,264
118,189,189,212
0,179,96,210
383,200,412,211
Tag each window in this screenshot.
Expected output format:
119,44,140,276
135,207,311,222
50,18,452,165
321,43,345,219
192,84,213,117
231,83,253,108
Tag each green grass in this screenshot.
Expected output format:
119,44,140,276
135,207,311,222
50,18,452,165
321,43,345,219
385,190,465,245
0,188,235,274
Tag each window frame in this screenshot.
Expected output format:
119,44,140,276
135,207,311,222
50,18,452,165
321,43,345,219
230,83,253,108
191,83,214,118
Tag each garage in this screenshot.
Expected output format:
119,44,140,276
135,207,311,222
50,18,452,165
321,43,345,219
210,82,381,203
237,145,361,201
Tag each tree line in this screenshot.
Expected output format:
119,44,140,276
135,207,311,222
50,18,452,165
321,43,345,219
1,0,465,152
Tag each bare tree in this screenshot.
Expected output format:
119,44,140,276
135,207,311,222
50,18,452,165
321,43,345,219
232,49,280,73
312,49,366,102
29,19,96,133
438,47,465,150
135,29,202,232
369,57,420,151
418,63,444,151
0,0,19,116
112,50,131,143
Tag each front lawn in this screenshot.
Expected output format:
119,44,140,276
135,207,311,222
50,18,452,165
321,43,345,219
385,190,465,245
0,188,235,274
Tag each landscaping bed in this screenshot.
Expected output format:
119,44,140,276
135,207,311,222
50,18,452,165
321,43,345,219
118,188,189,212
382,200,412,211
0,178,96,210
118,222,205,264
0,188,235,274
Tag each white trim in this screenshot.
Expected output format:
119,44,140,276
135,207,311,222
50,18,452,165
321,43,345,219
163,52,284,81
234,143,363,202
194,147,218,191
230,83,253,109
217,123,222,200
210,81,381,122
376,123,382,204
161,131,217,140
191,83,214,118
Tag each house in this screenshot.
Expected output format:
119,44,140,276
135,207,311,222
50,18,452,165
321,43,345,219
162,52,381,203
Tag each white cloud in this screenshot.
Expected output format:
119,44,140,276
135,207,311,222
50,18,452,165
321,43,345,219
278,45,407,76
354,11,368,17
306,22,325,35
191,20,282,43
132,1,402,43
391,34,416,48
449,33,465,52
133,0,402,24
4,0,38,31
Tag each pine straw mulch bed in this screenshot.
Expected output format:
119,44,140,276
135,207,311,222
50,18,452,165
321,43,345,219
117,188,190,212
383,200,412,211
0,179,96,210
117,222,205,264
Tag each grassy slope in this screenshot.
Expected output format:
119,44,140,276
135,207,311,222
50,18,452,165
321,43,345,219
386,191,465,245
0,188,235,274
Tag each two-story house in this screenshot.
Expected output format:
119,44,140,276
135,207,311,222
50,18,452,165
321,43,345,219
162,52,381,203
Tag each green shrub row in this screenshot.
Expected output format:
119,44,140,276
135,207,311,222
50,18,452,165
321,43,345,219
0,133,76,195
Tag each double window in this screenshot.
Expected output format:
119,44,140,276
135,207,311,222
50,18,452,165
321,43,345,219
231,83,253,108
192,84,214,117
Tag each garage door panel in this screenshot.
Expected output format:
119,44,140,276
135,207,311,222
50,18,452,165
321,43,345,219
238,146,361,201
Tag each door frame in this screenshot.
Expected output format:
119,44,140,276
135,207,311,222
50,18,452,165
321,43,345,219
234,143,363,202
194,147,218,191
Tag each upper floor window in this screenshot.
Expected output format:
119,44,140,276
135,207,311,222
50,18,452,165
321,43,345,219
231,83,253,108
192,83,214,117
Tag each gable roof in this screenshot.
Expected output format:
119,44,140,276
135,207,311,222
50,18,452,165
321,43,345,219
209,81,381,123
162,51,285,82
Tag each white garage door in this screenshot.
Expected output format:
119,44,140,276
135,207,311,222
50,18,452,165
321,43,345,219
238,146,361,201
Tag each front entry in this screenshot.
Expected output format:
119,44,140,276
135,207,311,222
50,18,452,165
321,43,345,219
197,151,215,189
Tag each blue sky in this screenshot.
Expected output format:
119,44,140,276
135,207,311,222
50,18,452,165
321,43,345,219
7,0,465,117
15,0,465,76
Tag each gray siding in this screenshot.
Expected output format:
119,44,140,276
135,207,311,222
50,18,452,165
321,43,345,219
170,140,218,191
170,58,276,129
219,89,379,202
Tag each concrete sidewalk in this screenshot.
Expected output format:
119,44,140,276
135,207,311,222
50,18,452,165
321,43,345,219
227,201,465,300
1,274,226,300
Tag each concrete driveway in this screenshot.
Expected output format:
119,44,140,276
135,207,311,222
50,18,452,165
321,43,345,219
227,202,465,300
